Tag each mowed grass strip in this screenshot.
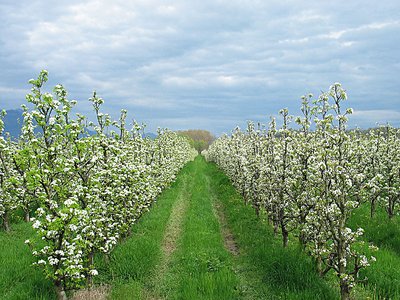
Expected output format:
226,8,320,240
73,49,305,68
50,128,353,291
205,159,338,300
158,156,239,299
144,164,192,299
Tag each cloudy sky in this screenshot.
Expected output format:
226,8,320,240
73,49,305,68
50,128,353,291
0,0,399,134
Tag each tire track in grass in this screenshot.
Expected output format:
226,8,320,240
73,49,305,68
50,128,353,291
207,170,258,300
144,171,192,299
208,176,239,257
161,176,190,258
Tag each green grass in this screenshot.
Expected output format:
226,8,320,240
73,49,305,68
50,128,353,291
0,222,55,300
349,204,400,255
158,156,239,299
349,204,400,299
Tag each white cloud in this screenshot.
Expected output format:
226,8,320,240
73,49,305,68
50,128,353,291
162,76,203,88
0,86,28,94
278,37,310,44
121,98,177,109
215,75,237,86
351,109,400,127
0,0,399,134
322,20,400,40
156,5,177,15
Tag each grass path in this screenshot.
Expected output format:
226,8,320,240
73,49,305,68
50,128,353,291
144,167,191,299
154,156,239,299
211,190,239,257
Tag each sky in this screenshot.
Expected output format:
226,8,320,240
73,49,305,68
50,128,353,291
0,0,399,135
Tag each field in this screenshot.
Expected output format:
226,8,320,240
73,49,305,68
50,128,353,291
1,156,400,299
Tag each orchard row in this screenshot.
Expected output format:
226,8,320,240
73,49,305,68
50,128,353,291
205,83,400,300
0,71,197,299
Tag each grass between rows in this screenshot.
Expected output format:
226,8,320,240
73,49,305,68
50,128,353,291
155,155,239,299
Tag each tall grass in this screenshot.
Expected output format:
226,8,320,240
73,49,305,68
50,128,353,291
0,222,55,300
349,204,400,299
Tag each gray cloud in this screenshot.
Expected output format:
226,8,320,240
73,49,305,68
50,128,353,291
0,0,399,134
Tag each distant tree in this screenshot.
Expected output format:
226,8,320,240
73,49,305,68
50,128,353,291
177,129,215,153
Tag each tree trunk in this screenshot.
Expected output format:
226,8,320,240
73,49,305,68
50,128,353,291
3,212,10,232
316,256,323,276
370,198,376,218
388,202,394,219
298,213,307,247
338,237,351,300
243,193,248,204
25,210,30,222
273,221,279,237
125,227,132,239
87,251,94,287
254,202,260,218
387,197,395,219
121,227,132,241
340,281,351,300
299,231,306,250
55,283,67,300
281,225,288,248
